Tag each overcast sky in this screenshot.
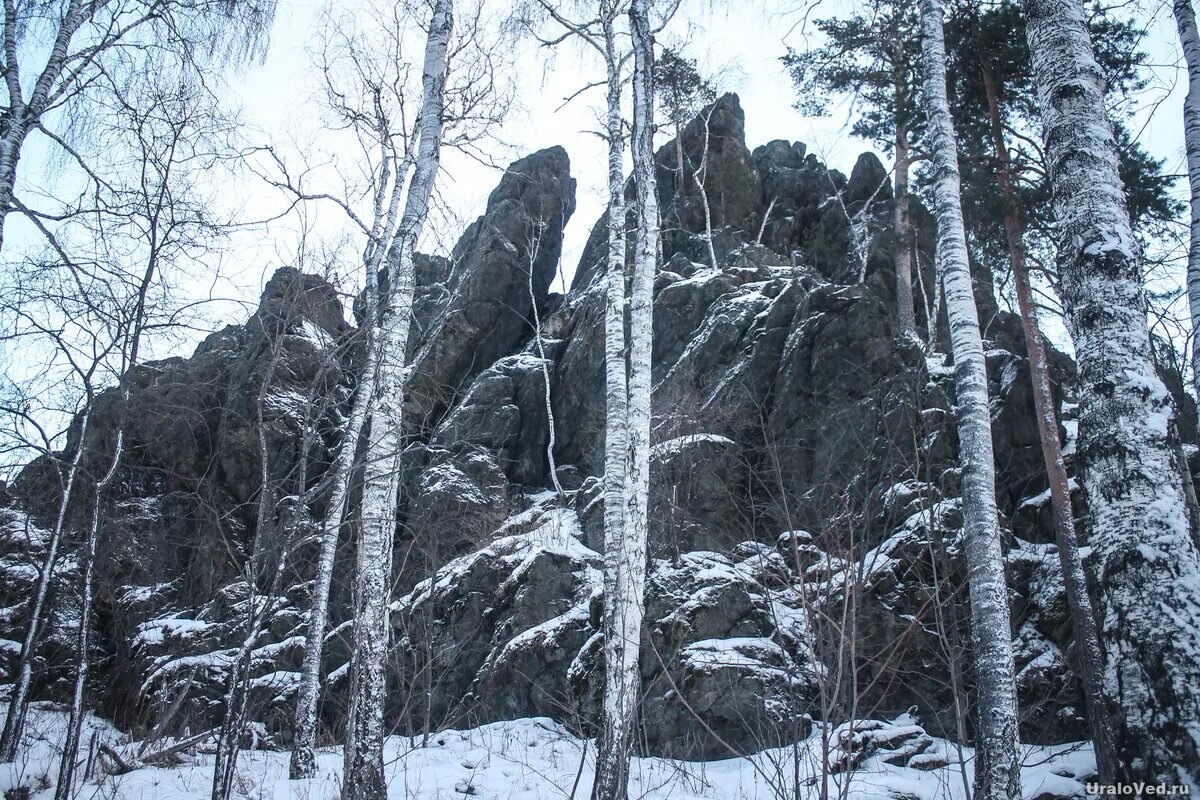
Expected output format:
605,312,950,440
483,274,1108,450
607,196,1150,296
14,0,1193,338
212,0,1190,312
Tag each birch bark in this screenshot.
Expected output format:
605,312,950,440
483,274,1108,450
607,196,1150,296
919,1,1020,796
0,406,91,762
1025,0,1200,783
592,1,654,797
290,126,409,783
591,3,633,798
1176,0,1200,402
342,3,452,797
892,27,917,339
974,35,1117,781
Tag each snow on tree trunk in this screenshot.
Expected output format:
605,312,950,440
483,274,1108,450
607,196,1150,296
919,1,1021,797
1177,0,1200,401
53,446,118,800
975,38,1118,781
593,2,655,798
592,7,632,800
526,221,564,496
342,3,452,798
1025,0,1200,783
692,108,719,270
290,336,376,780
290,129,406,783
212,363,291,800
0,408,93,762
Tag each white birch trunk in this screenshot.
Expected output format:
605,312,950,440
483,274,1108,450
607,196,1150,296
1025,0,1200,783
592,2,654,798
289,324,376,780
0,406,92,762
0,3,110,253
692,109,719,270
919,2,1021,797
892,25,917,339
1176,0,1200,401
342,3,452,798
290,129,408,784
51,443,115,800
527,228,564,496
54,243,164,789
593,8,632,798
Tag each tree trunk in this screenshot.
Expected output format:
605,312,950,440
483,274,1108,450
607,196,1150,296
1177,0,1200,402
527,227,564,496
592,1,656,797
342,3,452,798
291,203,391,783
674,119,687,216
0,121,28,255
0,407,92,762
591,6,632,800
975,38,1117,782
892,31,917,338
919,1,1021,797
51,468,106,800
1024,0,1200,784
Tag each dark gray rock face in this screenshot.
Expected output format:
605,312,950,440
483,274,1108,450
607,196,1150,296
406,146,576,436
392,501,818,759
6,95,1144,760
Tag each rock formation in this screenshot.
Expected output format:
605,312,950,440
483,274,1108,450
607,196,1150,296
3,94,1163,764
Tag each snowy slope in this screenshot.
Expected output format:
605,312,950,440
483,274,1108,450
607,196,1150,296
0,704,1094,799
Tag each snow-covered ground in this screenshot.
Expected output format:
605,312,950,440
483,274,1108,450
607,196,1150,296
1,702,1095,799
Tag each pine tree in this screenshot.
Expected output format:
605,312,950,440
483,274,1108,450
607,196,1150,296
947,0,1182,301
918,0,1021,795
655,46,715,217
783,5,922,336
1024,0,1200,783
947,1,1119,777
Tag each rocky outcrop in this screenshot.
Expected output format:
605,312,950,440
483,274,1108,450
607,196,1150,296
4,94,1128,764
405,146,576,436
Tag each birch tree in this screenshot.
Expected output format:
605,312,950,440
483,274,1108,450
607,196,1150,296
1024,0,1200,783
1177,0,1200,400
342,2,453,797
953,1,1118,777
514,0,637,789
918,0,1020,796
285,7,416,779
0,0,274,255
52,75,235,798
0,65,236,765
0,321,100,764
590,2,658,798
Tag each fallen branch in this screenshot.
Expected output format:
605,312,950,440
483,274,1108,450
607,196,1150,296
97,743,136,775
140,727,218,765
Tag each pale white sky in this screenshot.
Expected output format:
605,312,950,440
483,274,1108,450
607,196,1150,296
215,0,885,303
215,0,1191,310
0,0,1191,470
9,0,1195,351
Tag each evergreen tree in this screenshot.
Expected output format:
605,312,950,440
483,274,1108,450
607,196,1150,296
946,0,1182,304
784,6,922,335
655,46,715,215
